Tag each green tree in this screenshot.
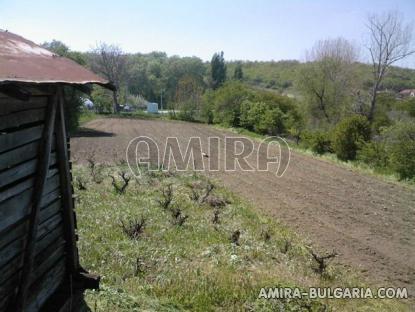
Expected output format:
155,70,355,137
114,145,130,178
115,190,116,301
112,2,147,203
210,51,226,89
332,115,371,161
174,75,204,121
233,63,244,80
42,40,87,133
207,81,251,126
384,121,415,180
297,38,358,126
240,100,285,135
91,86,113,113
90,43,127,113
366,11,415,122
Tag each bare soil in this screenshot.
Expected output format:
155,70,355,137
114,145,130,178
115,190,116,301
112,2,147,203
72,118,415,297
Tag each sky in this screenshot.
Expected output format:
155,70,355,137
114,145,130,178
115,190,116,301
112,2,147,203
1,0,415,67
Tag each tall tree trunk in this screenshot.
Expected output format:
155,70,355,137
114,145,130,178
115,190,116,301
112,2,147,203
368,83,379,122
112,90,119,114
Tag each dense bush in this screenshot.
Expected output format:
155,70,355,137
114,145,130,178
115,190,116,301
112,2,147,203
301,131,332,155
332,115,371,161
240,100,285,134
63,86,85,134
176,100,198,121
91,86,114,113
206,81,301,135
371,111,392,135
358,140,389,169
204,81,251,126
384,122,415,180
401,97,415,118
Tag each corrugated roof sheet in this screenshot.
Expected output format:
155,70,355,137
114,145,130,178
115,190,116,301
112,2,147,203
0,30,114,89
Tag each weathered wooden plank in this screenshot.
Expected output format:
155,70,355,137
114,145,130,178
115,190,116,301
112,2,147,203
0,167,58,203
0,237,24,269
0,257,65,312
0,125,43,154
25,258,66,312
14,91,58,311
0,220,26,251
0,245,23,286
35,220,64,256
0,199,62,271
0,188,31,235
39,187,61,210
0,273,19,309
39,199,62,224
0,152,57,189
0,139,56,172
0,96,47,116
55,86,79,274
0,218,64,287
36,213,62,240
31,242,65,283
0,141,39,172
0,172,60,233
0,108,45,132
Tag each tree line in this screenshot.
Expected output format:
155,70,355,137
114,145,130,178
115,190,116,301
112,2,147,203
43,10,415,180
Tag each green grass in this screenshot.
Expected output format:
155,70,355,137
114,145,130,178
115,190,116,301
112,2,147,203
74,165,409,311
79,111,100,125
79,110,164,126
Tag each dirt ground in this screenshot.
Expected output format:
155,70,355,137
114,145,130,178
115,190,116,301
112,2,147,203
71,117,415,297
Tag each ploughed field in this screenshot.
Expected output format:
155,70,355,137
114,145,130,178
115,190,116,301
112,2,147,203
71,117,415,297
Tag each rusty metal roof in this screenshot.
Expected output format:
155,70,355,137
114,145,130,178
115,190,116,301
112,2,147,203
0,30,114,89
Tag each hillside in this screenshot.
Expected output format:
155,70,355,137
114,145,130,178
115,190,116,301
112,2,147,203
227,60,415,95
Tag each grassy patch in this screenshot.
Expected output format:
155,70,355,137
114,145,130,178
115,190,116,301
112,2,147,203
79,110,164,126
75,165,409,311
79,111,100,125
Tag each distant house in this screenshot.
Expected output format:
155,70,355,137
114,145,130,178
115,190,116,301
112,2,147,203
147,102,158,113
398,89,415,98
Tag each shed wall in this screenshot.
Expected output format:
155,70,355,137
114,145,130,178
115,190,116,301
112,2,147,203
0,93,68,311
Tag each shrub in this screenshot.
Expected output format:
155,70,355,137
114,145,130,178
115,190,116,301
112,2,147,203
91,86,113,113
311,132,332,155
396,97,415,118
384,122,415,180
206,82,299,132
63,87,84,134
357,140,389,169
371,111,392,135
332,115,371,161
301,131,332,155
207,81,252,126
240,100,286,135
176,100,197,121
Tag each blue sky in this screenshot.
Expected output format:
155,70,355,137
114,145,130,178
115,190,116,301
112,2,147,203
1,0,415,67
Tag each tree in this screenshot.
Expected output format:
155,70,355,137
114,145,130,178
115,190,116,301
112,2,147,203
384,121,415,180
366,11,415,122
332,115,371,161
91,86,113,113
233,63,244,80
42,40,87,132
41,40,69,56
90,43,127,113
210,51,226,89
174,75,204,121
298,38,358,125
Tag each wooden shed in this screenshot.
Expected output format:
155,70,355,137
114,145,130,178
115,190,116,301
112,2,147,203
0,31,114,311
